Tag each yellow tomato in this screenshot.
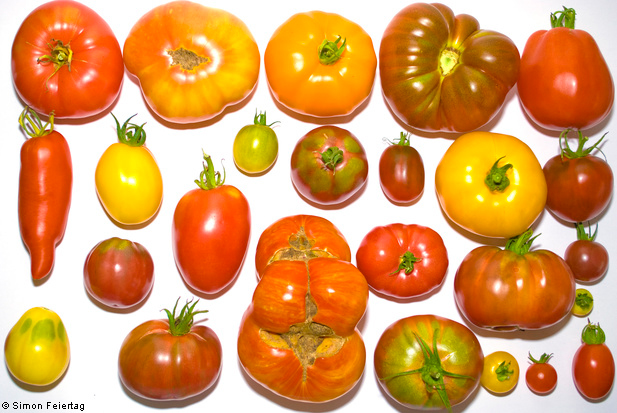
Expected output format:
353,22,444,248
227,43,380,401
95,115,163,226
572,288,594,317
4,307,70,386
480,351,520,394
435,132,547,238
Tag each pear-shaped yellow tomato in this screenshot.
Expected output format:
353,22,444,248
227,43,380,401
95,115,163,226
4,307,70,386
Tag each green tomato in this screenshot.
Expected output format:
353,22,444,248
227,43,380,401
233,111,279,174
4,307,70,386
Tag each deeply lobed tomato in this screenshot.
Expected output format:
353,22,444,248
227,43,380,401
11,0,124,119
379,133,425,204
572,321,615,400
481,351,519,394
355,223,448,300
526,353,558,395
4,307,70,386
264,11,376,118
233,111,279,174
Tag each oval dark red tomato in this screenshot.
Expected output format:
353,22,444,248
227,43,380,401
572,321,615,400
379,133,425,204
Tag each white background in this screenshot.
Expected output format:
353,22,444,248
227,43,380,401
1,0,616,412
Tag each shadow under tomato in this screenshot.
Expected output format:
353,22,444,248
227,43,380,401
95,194,162,231
6,359,70,392
83,283,152,314
289,176,369,211
366,270,449,304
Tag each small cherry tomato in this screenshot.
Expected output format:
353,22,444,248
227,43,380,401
526,353,558,395
379,132,425,204
565,223,609,283
572,288,594,317
233,111,279,174
480,351,520,394
572,321,615,400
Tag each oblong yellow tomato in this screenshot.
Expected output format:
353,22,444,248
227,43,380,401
95,115,163,226
123,1,260,124
435,132,547,239
265,11,377,118
4,307,70,386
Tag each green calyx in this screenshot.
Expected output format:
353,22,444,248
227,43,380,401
581,320,607,345
37,39,73,90
164,298,209,336
495,361,515,382
528,352,553,365
18,106,54,138
575,291,594,312
253,110,279,128
485,157,513,192
551,6,576,29
112,113,147,147
393,251,422,275
321,147,344,171
379,329,475,413
195,151,225,190
505,229,539,255
575,222,598,242
385,131,412,147
559,129,607,160
318,36,346,65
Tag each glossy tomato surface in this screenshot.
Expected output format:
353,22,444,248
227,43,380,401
374,314,484,410
237,258,368,402
265,11,376,118
123,1,260,124
481,351,520,394
526,353,558,395
572,322,615,400
11,0,123,119
356,223,448,299
379,3,520,132
233,112,279,174
379,133,425,204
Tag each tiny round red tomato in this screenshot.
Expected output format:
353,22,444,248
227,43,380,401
172,153,251,295
291,126,368,206
356,223,448,299
84,237,154,309
544,131,613,223
379,132,425,204
564,223,609,283
118,299,222,401
526,353,558,395
572,321,615,400
572,288,594,317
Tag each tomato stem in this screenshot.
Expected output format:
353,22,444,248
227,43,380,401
392,251,422,275
321,147,344,171
505,229,539,254
253,110,280,128
195,151,226,190
112,114,147,147
495,361,515,381
163,298,209,336
574,222,598,242
528,352,553,364
484,157,513,192
37,39,73,91
18,107,54,138
318,36,346,65
559,129,608,160
580,320,607,345
574,291,594,313
550,6,576,29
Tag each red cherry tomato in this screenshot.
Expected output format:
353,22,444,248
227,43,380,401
379,132,425,204
564,223,609,283
526,353,558,395
572,321,615,400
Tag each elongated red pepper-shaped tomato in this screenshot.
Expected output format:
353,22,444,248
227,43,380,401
18,107,72,280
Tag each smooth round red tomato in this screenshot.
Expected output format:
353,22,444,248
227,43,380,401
544,131,613,223
254,214,351,279
481,351,520,394
379,133,425,204
123,1,260,124
374,314,484,411
172,154,251,294
454,230,576,331
564,223,609,283
118,299,222,400
572,321,615,400
84,237,154,309
11,0,123,119
379,3,520,132
356,223,448,300
526,353,558,395
518,7,614,131
290,126,368,206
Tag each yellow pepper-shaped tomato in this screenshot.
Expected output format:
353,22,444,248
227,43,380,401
435,132,547,239
95,115,163,226
4,307,70,386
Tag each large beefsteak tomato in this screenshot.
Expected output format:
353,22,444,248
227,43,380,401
123,1,260,124
237,258,368,402
11,0,124,119
379,3,520,132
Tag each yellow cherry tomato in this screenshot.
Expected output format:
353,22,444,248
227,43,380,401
233,111,279,174
480,351,520,394
572,288,594,317
435,132,547,238
95,115,163,226
4,307,70,386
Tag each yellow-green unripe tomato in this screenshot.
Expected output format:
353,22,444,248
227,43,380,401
4,307,70,386
233,111,279,174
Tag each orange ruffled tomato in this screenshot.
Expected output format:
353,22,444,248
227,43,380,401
265,11,377,118
123,1,260,124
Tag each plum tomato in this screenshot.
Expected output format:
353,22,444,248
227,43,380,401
572,320,615,400
379,132,425,204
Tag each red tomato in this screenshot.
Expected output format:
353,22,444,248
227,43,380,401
379,133,425,204
254,214,351,279
572,321,615,400
84,237,154,309
118,299,222,400
11,0,124,119
356,223,448,300
564,223,609,283
544,131,613,223
172,153,251,294
454,230,576,331
526,353,558,395
518,7,614,131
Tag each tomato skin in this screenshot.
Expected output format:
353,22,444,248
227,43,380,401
123,1,260,124
379,3,520,132
481,351,519,394
84,237,154,309
526,353,558,395
254,214,351,279
565,239,609,283
265,11,376,118
379,134,425,204
356,224,448,299
11,1,123,119
572,322,615,400
291,126,368,206
374,314,483,410
233,112,279,174
4,307,70,386
237,258,368,402
435,132,547,239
